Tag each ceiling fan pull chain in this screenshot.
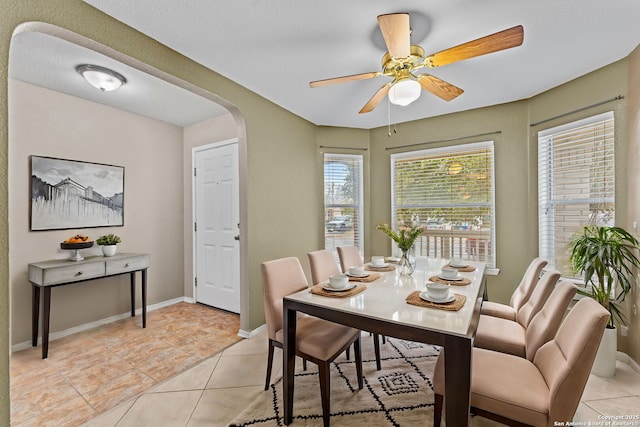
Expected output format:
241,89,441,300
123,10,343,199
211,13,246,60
388,97,392,137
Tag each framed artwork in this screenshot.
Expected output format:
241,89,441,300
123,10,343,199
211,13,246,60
30,155,125,231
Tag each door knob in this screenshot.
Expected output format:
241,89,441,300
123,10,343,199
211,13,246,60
234,235,240,241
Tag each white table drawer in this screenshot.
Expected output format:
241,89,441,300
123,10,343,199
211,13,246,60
105,255,150,275
41,262,105,285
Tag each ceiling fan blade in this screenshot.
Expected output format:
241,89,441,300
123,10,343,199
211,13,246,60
425,25,524,68
309,71,382,88
359,83,392,114
417,74,464,101
377,13,411,58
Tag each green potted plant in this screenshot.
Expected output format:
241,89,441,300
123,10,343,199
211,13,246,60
568,225,640,376
96,233,122,257
377,223,425,275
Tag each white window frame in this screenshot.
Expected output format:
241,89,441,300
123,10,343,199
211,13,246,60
323,153,364,259
390,141,496,267
537,111,615,277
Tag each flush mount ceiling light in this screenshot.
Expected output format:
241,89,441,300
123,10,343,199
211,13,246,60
76,64,126,92
387,78,421,106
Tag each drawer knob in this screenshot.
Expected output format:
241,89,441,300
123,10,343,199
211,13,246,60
125,263,131,267
75,271,83,276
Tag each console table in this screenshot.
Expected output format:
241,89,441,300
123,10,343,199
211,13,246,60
28,253,150,359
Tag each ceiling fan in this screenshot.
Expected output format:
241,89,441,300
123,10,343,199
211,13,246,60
309,13,524,114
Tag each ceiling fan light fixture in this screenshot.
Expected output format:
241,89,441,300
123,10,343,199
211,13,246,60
76,64,126,92
388,79,421,106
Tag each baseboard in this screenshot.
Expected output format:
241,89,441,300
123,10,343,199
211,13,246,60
11,297,187,353
238,323,266,339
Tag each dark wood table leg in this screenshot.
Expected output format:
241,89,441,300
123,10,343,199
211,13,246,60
32,284,40,347
141,269,147,328
443,335,472,426
130,272,136,317
42,287,51,359
283,301,297,425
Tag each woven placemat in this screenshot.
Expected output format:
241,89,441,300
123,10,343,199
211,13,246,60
348,272,381,282
406,291,466,311
444,263,476,272
365,264,396,272
310,283,367,298
429,275,471,286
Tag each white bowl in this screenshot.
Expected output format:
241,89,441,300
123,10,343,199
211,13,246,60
450,258,466,268
371,256,385,267
349,266,365,276
440,266,458,279
426,282,450,300
329,274,349,289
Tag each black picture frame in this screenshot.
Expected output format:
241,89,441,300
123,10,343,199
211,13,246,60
30,155,125,231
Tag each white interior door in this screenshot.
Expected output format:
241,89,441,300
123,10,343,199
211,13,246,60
194,141,240,313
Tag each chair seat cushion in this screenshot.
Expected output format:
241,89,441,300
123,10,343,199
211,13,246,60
471,348,550,426
480,301,517,321
434,348,550,427
474,314,526,358
275,316,359,361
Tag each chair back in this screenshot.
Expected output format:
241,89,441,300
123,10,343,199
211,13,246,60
308,249,342,285
261,257,309,341
533,298,609,424
337,246,363,274
524,281,577,361
516,269,559,328
510,258,548,311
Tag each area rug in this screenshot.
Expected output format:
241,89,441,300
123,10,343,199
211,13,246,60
229,335,441,426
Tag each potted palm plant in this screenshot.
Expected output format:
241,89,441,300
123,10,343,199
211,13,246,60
568,225,640,377
96,233,122,257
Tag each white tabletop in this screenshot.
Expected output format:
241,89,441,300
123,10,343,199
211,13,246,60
286,257,486,337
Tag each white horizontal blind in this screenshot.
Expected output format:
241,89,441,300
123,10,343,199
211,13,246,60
538,111,615,277
324,153,364,259
391,141,495,266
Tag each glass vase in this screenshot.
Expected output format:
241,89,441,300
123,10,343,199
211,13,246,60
398,247,416,276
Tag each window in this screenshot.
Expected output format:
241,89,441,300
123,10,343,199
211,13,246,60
391,141,496,267
538,111,615,277
324,153,364,259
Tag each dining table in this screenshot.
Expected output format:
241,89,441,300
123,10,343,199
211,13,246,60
282,257,486,426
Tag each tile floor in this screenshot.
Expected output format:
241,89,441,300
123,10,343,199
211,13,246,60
10,302,242,427
11,301,640,426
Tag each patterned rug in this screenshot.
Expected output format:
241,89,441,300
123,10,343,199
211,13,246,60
229,335,441,426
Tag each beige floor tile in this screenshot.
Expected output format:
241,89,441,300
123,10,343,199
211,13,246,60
115,390,202,427
574,402,605,422
187,386,264,427
79,400,135,427
584,395,640,418
207,354,268,389
581,372,635,401
602,361,640,395
221,331,267,357
152,355,220,393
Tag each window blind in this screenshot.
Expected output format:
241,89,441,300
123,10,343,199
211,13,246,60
324,153,364,258
390,141,495,266
538,111,615,277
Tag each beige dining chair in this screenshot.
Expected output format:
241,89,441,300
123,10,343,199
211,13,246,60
474,280,576,360
307,249,382,370
337,245,363,273
433,297,609,427
262,257,363,427
480,257,548,321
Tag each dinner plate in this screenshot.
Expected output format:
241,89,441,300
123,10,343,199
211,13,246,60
367,262,390,268
386,256,401,263
419,292,456,304
347,272,370,278
322,283,357,292
437,273,463,281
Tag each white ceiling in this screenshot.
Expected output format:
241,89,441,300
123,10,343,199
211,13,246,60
11,1,640,129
